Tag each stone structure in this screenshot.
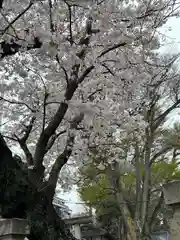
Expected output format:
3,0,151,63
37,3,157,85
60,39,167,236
64,214,93,240
0,218,30,240
64,214,114,240
163,180,180,240
53,196,71,219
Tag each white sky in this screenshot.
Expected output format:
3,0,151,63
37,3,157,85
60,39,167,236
60,17,180,215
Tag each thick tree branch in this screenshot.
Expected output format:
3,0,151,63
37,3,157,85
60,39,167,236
153,98,180,129
2,117,35,166
78,65,95,83
33,65,94,172
2,135,18,142
47,113,84,199
45,130,66,153
101,63,115,76
17,140,34,166
61,66,69,86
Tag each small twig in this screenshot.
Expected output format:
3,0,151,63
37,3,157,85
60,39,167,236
78,65,95,84
101,63,115,76
87,88,102,100
2,135,18,142
1,1,34,35
47,113,84,198
0,96,35,112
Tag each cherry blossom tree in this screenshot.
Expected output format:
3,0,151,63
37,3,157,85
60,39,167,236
77,69,180,240
0,0,180,238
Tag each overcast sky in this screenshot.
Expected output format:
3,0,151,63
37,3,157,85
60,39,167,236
60,16,180,215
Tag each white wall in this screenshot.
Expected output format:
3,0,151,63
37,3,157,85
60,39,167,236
70,224,82,239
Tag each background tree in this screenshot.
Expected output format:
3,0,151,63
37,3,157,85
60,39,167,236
0,0,180,239
77,77,180,240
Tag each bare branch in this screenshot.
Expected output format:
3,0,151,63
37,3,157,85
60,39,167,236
47,113,84,198
98,42,127,58
2,135,18,142
101,63,115,76
0,96,35,112
45,130,66,153
14,116,35,166
153,98,180,129
87,88,102,101
17,138,34,166
4,117,35,166
0,119,12,127
149,146,172,166
33,62,93,173
119,3,178,24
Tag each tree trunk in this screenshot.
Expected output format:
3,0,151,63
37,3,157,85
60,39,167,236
28,186,75,240
107,163,137,240
0,134,75,240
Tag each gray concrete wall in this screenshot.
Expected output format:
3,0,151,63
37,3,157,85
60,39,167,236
163,181,180,240
0,219,29,240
